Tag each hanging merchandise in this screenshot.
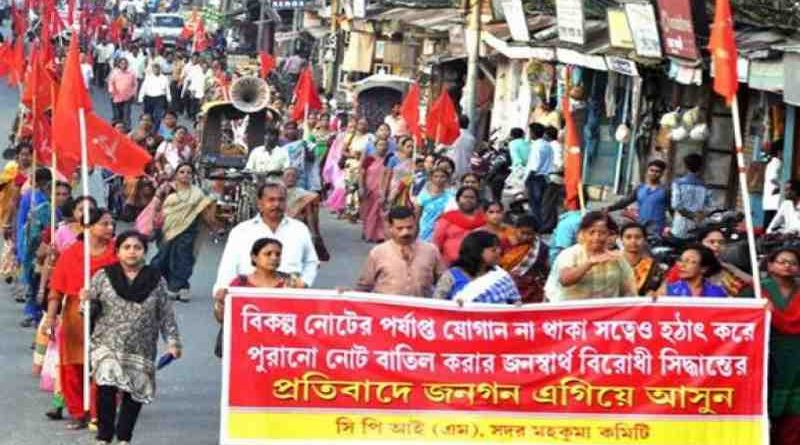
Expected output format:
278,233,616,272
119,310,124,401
670,125,689,141
682,106,701,127
689,123,709,141
605,72,620,118
660,110,680,128
615,124,631,143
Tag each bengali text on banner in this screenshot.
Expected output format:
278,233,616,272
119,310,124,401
219,290,770,445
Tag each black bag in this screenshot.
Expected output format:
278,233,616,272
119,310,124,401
214,327,223,358
89,300,102,334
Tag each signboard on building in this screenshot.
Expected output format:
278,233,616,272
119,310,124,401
625,2,662,58
748,59,784,93
502,0,530,42
606,56,639,77
656,0,701,60
784,53,800,106
556,0,585,45
607,8,634,49
352,0,366,19
270,0,305,9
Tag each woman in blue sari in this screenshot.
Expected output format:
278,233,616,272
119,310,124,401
414,167,453,242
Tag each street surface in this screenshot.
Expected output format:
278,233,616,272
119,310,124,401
0,81,372,444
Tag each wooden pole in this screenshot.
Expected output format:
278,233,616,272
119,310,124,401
731,96,762,300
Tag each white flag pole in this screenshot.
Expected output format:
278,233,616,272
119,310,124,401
730,96,762,300
79,106,91,413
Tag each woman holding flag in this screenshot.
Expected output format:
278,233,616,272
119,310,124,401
42,207,117,429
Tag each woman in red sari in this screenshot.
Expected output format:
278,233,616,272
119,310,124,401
41,208,117,429
360,139,389,243
433,186,486,265
744,248,800,445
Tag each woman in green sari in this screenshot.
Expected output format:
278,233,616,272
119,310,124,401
151,163,218,302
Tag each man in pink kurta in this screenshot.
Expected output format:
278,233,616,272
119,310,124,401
356,207,445,298
107,58,138,127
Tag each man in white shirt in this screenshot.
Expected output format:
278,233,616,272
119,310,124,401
80,54,94,89
763,147,783,228
127,46,147,83
93,38,115,87
384,102,408,137
767,181,800,235
182,59,207,119
246,128,290,176
445,115,476,180
213,182,319,297
138,63,171,129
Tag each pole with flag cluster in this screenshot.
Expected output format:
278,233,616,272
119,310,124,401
53,33,153,412
708,0,762,300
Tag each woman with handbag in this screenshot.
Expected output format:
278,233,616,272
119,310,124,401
85,230,181,445
42,207,118,430
36,195,97,421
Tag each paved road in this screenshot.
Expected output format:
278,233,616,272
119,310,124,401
0,82,372,444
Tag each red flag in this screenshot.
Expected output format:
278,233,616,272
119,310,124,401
11,6,26,39
0,42,11,77
66,0,76,27
192,19,208,52
709,0,738,105
425,90,459,145
39,10,55,70
52,35,93,176
109,16,125,44
7,38,25,87
400,83,421,144
53,35,150,176
84,113,152,176
154,35,164,54
291,66,322,122
259,51,275,78
22,51,57,116
181,9,198,40
563,72,582,211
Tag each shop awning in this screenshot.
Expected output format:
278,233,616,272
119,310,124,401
482,32,555,60
372,7,463,33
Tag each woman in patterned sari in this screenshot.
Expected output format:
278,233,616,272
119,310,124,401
620,222,664,296
434,231,521,304
386,136,415,208
499,215,549,303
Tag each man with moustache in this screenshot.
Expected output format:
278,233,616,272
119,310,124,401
213,182,319,299
356,206,446,298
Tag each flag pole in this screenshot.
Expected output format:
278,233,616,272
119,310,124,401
50,84,57,244
79,106,91,414
730,96,762,300
50,151,56,242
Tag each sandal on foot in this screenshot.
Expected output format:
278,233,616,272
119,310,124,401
44,407,63,420
65,418,88,430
